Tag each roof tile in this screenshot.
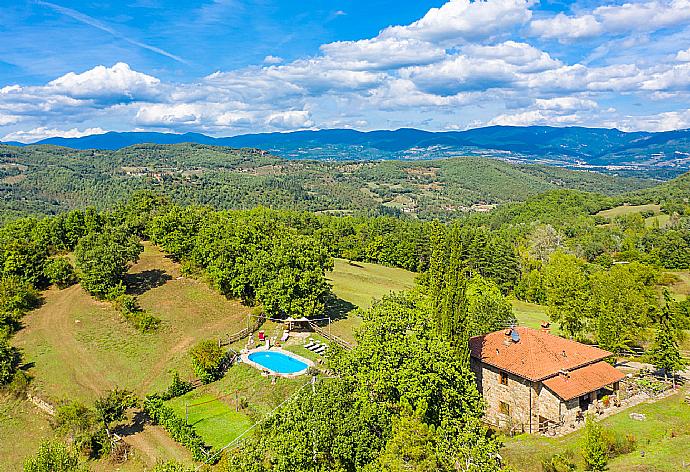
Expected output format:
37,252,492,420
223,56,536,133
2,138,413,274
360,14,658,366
469,327,613,381
543,361,625,401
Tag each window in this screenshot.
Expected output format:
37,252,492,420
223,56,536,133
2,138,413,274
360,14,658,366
499,371,508,386
499,401,510,415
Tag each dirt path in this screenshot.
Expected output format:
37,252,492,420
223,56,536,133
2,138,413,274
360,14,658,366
16,285,110,396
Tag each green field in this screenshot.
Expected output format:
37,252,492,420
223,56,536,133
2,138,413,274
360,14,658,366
4,242,251,469
502,388,690,471
597,204,661,218
326,258,416,343
510,298,552,330
167,364,306,450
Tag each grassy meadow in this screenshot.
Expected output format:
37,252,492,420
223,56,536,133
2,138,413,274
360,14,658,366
502,387,690,471
326,258,416,343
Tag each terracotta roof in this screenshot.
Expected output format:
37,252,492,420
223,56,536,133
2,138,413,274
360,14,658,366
543,361,625,401
469,327,613,381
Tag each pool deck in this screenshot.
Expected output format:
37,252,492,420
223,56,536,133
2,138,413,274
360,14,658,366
240,346,315,378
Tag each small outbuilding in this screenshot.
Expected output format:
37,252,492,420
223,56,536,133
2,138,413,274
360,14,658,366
469,326,624,434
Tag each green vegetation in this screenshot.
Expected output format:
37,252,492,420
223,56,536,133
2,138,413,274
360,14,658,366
502,388,690,471
0,143,653,222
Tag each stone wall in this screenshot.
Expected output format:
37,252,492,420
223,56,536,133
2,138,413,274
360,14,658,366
471,359,535,433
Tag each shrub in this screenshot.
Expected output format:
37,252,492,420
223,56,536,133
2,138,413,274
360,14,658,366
541,451,577,472
0,336,22,385
161,372,193,400
114,294,160,333
190,340,225,384
581,415,608,471
45,257,78,289
24,440,85,472
602,430,637,457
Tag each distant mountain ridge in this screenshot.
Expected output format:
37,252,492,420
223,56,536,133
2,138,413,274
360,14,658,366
4,126,690,176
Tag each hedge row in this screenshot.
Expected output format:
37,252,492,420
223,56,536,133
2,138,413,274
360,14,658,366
143,396,217,463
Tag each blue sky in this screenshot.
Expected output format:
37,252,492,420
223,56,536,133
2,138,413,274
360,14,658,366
2,0,690,142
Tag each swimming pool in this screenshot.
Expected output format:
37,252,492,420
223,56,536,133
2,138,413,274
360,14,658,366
247,350,310,375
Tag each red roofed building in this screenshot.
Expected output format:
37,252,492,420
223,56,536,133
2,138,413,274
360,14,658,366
469,325,624,433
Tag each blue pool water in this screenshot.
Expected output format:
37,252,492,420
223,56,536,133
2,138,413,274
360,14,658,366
247,351,309,374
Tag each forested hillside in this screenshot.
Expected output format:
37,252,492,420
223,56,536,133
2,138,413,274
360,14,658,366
0,143,654,223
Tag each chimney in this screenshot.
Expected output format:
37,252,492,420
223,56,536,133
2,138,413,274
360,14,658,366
540,321,551,333
558,369,570,379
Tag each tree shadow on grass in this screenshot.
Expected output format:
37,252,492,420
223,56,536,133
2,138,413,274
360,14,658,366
125,269,172,295
322,294,357,326
114,409,148,437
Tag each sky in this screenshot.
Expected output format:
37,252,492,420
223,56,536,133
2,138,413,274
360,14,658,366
1,0,690,142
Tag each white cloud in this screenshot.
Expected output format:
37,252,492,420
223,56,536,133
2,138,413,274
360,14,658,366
530,0,690,41
263,55,283,64
676,47,690,61
265,110,314,129
2,127,107,143
48,62,161,102
463,41,561,72
320,37,446,69
382,0,532,44
535,97,598,111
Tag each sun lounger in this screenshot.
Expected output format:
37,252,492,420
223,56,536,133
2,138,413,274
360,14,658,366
308,343,322,351
304,340,316,349
280,330,289,342
314,345,328,354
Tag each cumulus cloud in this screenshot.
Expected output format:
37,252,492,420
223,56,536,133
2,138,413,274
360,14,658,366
676,47,690,61
265,110,314,129
4,0,690,136
2,127,107,143
382,0,532,44
48,62,161,102
530,0,690,41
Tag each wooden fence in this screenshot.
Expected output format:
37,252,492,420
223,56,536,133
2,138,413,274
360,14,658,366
219,313,266,347
308,321,353,351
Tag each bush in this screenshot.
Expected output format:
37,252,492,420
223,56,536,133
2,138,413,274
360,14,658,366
143,396,215,462
541,451,577,472
0,336,22,385
581,415,608,471
114,294,160,333
190,340,225,384
160,372,193,400
24,440,85,472
602,430,637,457
45,257,78,289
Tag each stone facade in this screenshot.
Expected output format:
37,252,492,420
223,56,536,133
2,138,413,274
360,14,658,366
472,358,594,433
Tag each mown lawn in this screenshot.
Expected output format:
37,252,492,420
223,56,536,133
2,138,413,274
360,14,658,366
510,298,551,330
326,258,416,343
167,393,253,449
502,388,690,471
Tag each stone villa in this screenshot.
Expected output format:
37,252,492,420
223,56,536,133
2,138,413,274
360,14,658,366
469,325,625,433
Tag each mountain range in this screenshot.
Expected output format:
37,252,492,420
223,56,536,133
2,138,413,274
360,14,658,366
4,126,690,177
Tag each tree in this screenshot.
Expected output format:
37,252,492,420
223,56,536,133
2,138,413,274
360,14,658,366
94,388,138,437
377,411,445,472
45,257,78,289
650,293,687,386
24,440,85,472
0,336,21,385
74,230,142,299
466,275,515,337
590,263,659,355
544,252,591,338
581,415,607,471
190,340,225,383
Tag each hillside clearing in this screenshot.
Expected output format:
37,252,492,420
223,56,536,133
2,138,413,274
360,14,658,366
597,204,661,218
326,258,416,343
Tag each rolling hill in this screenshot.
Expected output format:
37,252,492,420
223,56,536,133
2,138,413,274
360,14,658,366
0,142,656,222
4,126,690,178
